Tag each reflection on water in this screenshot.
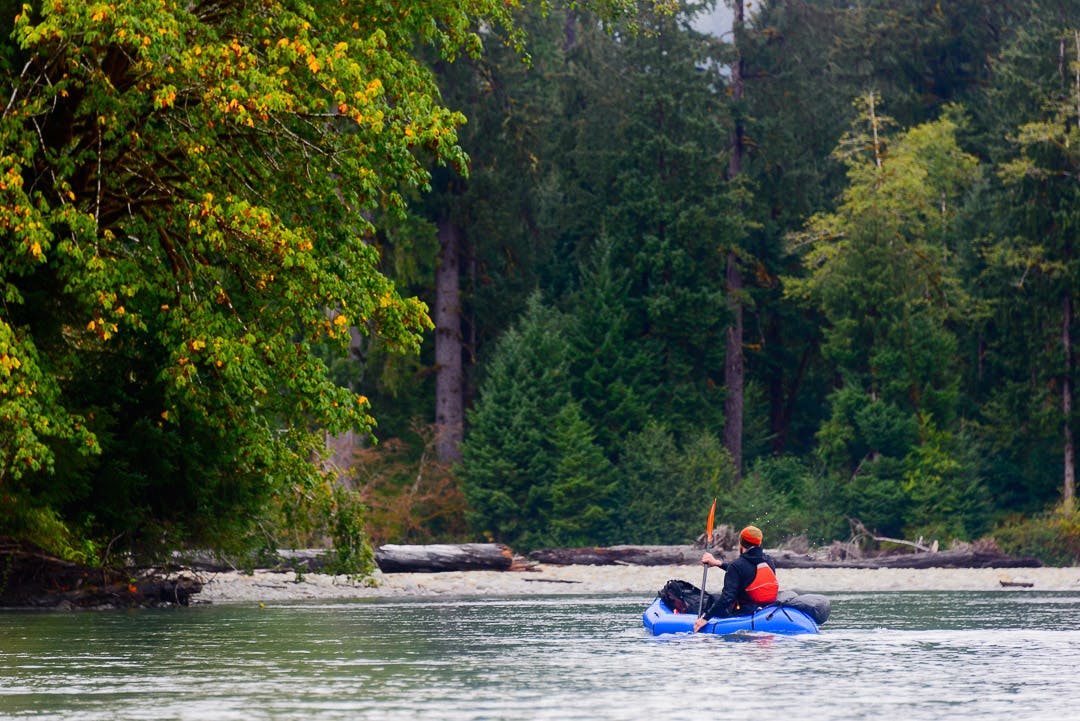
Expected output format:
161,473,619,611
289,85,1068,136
2,591,1079,720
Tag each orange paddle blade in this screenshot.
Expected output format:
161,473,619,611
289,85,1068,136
706,498,717,540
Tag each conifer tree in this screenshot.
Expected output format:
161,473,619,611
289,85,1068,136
991,26,1080,510
459,296,600,549
787,98,985,536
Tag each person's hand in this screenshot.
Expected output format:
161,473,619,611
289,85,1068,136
701,551,723,568
693,616,708,633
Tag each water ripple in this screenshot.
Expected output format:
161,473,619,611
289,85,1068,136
2,591,1079,720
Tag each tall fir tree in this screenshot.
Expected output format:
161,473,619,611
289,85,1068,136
787,98,987,536
459,295,613,549
987,21,1080,510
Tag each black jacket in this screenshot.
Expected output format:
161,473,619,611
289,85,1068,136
703,545,776,618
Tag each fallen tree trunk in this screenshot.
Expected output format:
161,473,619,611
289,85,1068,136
374,543,514,573
528,545,702,566
526,545,1042,569
770,548,1042,569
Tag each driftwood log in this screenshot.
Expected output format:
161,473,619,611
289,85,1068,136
527,545,1041,569
174,545,518,574
765,548,1041,569
528,545,703,566
374,543,514,573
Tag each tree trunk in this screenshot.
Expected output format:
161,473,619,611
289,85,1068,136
723,0,746,478
1058,31,1078,510
529,545,704,566
768,336,814,455
374,543,512,573
1064,289,1076,509
524,545,1041,569
324,323,365,485
435,217,465,463
562,9,577,51
723,252,744,476
770,548,1042,570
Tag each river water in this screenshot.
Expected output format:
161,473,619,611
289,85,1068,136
2,591,1079,721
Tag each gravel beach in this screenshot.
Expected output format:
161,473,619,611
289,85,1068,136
193,564,1080,604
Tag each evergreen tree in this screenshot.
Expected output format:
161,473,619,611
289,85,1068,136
985,22,1080,510
548,403,617,546
618,423,736,544
459,296,608,549
459,1,750,548
566,237,658,453
555,3,746,441
787,98,987,537
742,0,1026,459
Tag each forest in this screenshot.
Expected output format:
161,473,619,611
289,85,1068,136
1,0,1079,574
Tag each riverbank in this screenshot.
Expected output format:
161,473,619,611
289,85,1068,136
193,564,1080,604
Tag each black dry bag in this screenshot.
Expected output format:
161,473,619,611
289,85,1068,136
659,579,714,615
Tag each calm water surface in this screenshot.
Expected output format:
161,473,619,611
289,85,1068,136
2,590,1079,720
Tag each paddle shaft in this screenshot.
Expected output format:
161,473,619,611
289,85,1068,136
698,555,710,618
697,498,717,619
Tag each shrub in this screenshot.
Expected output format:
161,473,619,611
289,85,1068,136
839,456,912,538
618,425,735,545
993,505,1080,566
737,456,847,545
349,424,468,545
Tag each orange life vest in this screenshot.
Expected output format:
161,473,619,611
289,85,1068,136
745,562,779,604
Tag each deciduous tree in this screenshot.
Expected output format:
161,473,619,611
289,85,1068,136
0,0,524,560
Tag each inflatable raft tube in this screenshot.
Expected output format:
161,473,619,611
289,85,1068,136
642,596,820,636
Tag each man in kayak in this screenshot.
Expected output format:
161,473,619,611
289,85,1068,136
692,525,779,632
